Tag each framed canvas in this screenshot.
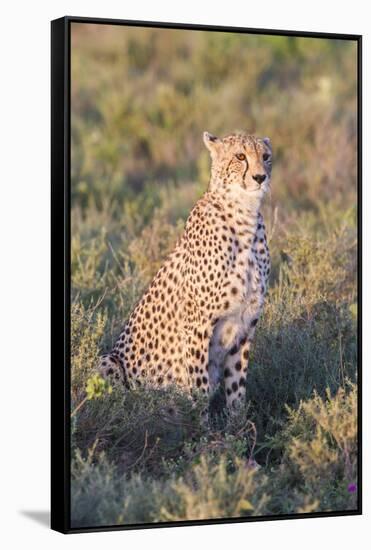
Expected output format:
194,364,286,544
51,16,362,534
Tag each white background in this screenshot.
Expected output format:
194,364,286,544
0,0,369,548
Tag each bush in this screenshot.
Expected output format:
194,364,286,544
264,382,358,514
71,450,269,528
286,383,357,511
158,454,269,521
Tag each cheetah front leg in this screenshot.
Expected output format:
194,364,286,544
223,309,262,408
223,336,251,408
210,312,260,409
209,315,252,408
185,326,211,396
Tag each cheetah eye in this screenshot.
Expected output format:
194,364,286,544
236,153,246,161
263,153,270,161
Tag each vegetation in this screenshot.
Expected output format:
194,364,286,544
70,23,358,528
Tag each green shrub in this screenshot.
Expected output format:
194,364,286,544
71,302,107,403
264,382,358,514
159,454,269,521
71,450,269,528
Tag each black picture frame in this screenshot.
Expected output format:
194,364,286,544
51,15,362,534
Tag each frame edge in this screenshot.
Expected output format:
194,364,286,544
51,16,70,534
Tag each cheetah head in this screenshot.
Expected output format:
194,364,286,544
203,131,272,197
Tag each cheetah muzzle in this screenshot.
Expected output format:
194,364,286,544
98,131,272,410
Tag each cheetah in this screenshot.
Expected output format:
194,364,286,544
98,131,272,408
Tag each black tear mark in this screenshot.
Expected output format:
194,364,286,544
242,160,249,182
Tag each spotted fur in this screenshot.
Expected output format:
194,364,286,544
98,131,272,408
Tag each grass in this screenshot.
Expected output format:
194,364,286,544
69,24,358,528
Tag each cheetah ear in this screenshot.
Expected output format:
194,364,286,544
203,131,222,155
262,137,272,151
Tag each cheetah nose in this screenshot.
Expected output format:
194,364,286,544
252,174,266,184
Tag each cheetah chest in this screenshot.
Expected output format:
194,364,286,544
226,239,268,308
